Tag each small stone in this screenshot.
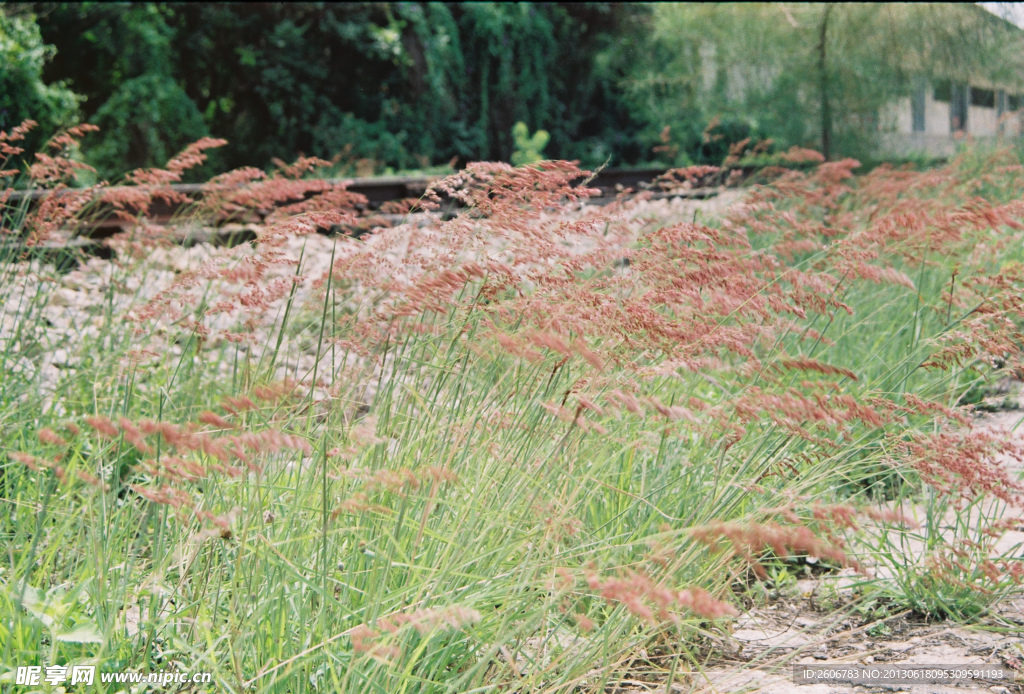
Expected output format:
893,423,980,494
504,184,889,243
48,288,78,307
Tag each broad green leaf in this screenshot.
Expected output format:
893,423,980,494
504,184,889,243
55,623,104,644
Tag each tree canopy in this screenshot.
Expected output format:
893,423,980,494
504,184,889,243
26,3,649,179
5,3,1023,179
0,8,79,160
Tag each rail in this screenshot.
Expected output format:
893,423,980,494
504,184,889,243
2,166,726,266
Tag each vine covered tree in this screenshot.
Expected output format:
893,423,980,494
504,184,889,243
29,2,649,177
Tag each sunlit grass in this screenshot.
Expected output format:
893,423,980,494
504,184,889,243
2,127,1023,692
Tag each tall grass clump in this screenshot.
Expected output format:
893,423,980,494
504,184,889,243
1,121,1023,692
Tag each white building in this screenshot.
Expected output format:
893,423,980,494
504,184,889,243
881,78,1023,157
686,3,1024,161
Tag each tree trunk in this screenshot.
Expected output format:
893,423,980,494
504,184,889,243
818,4,833,161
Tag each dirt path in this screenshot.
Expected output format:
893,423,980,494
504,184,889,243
687,405,1024,694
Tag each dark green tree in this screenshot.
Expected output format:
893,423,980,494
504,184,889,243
34,3,208,179
0,8,79,169
32,2,650,176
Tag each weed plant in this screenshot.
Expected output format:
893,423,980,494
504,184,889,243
1,123,1023,692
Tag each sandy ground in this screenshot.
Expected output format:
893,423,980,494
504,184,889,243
677,403,1024,694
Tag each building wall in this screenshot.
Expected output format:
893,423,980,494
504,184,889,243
969,105,999,136
924,94,949,136
1000,106,1022,137
889,97,913,133
881,81,1023,158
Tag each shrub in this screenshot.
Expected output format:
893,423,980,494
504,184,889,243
510,121,550,166
86,74,210,181
0,11,79,171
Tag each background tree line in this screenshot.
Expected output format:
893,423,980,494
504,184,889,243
2,2,1022,181
4,3,651,179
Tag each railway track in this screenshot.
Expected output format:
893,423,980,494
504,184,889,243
2,166,723,265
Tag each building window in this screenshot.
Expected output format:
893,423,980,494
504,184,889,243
950,83,969,132
971,87,995,108
933,79,951,102
1009,94,1023,111
912,78,926,132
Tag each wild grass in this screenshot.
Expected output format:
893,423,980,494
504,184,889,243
1,124,1023,692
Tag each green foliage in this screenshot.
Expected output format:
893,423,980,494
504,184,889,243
510,121,550,165
17,584,104,649
16,2,1024,175
31,3,650,176
627,3,1024,163
88,74,208,179
33,4,210,181
0,10,79,168
869,494,1024,621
